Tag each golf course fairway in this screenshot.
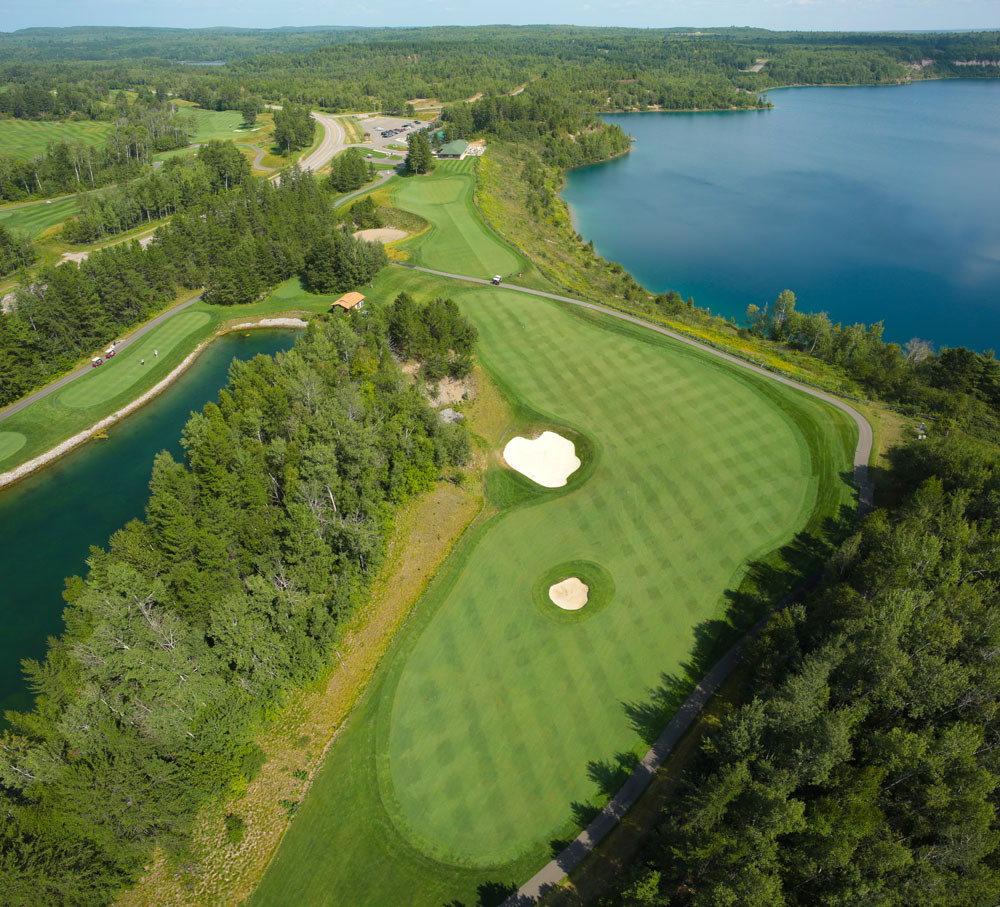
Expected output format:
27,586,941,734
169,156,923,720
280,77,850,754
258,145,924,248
390,158,526,280
250,164,858,903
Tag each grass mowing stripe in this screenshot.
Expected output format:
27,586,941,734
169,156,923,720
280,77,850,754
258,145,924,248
0,119,113,162
250,189,857,906
0,196,78,238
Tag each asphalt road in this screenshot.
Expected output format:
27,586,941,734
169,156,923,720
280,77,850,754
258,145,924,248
300,113,346,173
389,262,875,907
0,294,202,424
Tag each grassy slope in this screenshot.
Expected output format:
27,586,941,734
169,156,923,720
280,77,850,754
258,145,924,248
0,119,113,161
0,195,78,238
392,159,550,289
249,167,857,905
0,279,344,474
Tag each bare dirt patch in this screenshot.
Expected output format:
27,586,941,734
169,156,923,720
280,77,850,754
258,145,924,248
399,360,475,408
59,232,155,266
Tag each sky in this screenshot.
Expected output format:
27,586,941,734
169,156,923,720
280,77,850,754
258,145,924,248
1,0,997,34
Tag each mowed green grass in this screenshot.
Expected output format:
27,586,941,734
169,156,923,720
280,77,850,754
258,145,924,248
177,107,262,144
58,311,211,407
0,196,78,238
0,279,347,474
251,263,857,904
0,119,113,161
393,160,527,280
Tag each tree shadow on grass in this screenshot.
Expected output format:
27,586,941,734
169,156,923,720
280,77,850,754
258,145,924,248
587,751,641,797
622,512,855,746
443,880,521,907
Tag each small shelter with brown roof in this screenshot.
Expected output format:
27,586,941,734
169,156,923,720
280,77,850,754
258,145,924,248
331,292,365,312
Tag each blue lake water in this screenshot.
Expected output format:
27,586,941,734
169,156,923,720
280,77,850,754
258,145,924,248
0,330,297,718
562,80,1000,351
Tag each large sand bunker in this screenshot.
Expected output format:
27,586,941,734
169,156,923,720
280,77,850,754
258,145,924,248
353,228,408,243
502,431,580,488
548,577,589,611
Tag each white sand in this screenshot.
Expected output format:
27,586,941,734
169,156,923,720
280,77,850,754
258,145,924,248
353,228,408,243
227,318,308,330
549,577,589,611
502,431,580,488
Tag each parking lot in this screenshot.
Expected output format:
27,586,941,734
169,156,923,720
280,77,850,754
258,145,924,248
355,115,431,152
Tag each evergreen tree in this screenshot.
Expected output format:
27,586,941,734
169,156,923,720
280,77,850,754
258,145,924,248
0,225,35,277
404,130,434,175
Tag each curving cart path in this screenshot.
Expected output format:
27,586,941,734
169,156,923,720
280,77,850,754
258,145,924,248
391,262,874,906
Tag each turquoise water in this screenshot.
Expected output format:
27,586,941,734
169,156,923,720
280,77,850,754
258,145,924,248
0,330,297,717
562,80,1000,350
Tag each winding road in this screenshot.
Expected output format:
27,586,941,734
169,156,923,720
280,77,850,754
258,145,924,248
300,112,347,173
388,262,874,907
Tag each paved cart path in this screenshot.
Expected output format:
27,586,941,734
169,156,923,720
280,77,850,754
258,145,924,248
391,262,874,907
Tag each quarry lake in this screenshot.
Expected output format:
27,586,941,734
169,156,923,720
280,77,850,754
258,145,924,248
562,80,1000,351
0,330,297,717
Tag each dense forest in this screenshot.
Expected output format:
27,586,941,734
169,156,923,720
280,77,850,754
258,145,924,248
2,26,999,122
0,224,35,277
2,22,1000,906
0,309,472,904
0,160,386,403
604,436,1000,906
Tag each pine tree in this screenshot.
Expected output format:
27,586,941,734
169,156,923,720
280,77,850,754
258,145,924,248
405,131,434,175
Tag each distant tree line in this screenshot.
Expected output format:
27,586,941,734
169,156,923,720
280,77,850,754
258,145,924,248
439,92,631,169
604,434,1000,906
0,309,473,904
0,83,108,120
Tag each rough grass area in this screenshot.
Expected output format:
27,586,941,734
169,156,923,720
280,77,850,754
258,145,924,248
337,116,365,144
0,279,342,475
0,118,113,161
249,258,857,904
118,477,483,907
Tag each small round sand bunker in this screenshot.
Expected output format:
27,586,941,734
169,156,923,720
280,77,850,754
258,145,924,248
548,577,589,611
502,431,581,488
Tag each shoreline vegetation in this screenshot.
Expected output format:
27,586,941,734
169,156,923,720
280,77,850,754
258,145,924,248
0,317,306,491
1,24,999,907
